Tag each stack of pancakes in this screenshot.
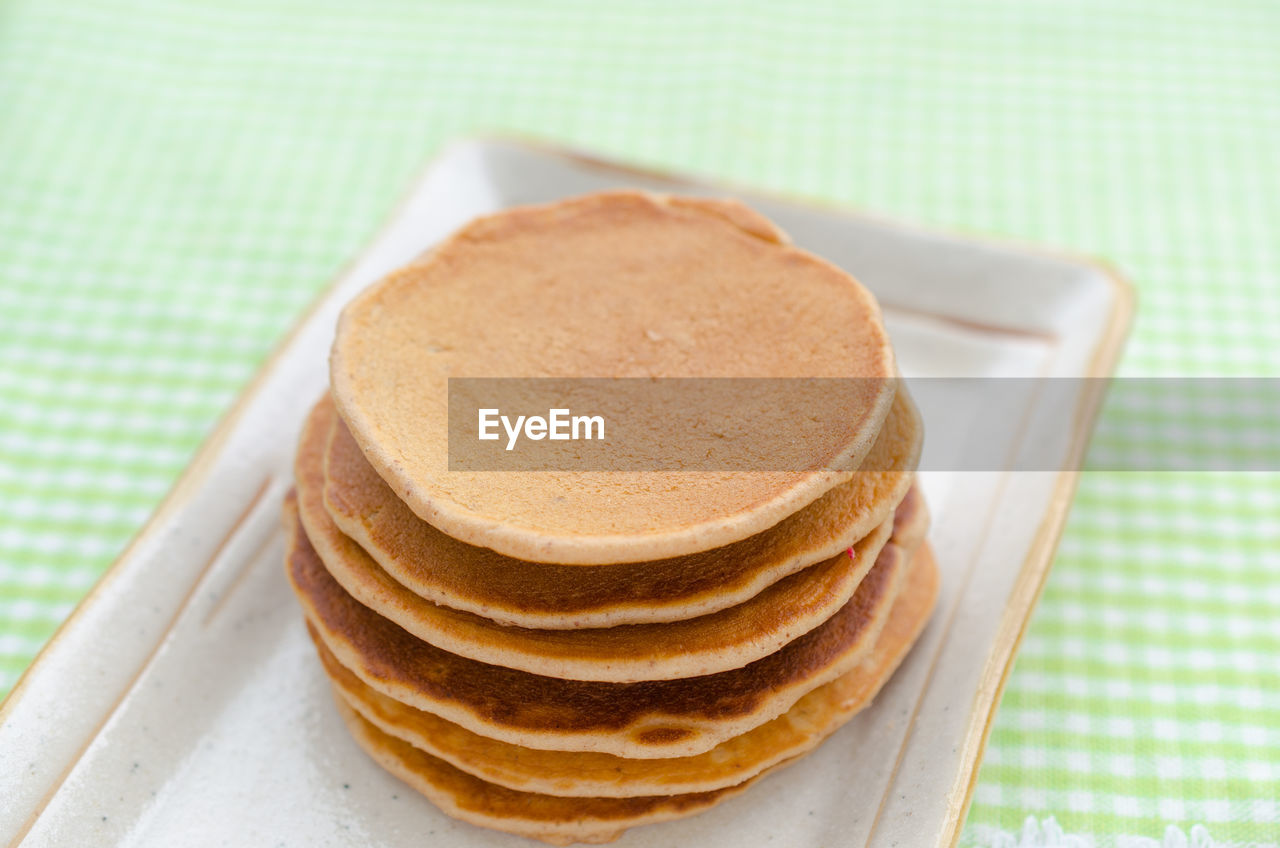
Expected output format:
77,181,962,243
284,192,938,845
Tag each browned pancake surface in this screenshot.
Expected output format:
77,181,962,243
313,542,939,797
330,191,896,564
300,395,919,682
323,388,920,628
333,695,758,846
285,493,911,758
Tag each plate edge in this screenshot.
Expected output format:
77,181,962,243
934,259,1135,848
0,135,1138,845
0,139,465,730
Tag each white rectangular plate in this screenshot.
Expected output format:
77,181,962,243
0,138,1131,848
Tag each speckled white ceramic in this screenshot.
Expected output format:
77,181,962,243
0,138,1131,848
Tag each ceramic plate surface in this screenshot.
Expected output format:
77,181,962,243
0,138,1131,848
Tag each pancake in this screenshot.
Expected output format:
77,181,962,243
313,542,939,797
663,194,792,242
332,694,768,846
299,397,921,682
284,494,914,759
322,387,922,628
329,191,897,564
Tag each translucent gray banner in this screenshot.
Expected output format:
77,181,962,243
446,378,1280,472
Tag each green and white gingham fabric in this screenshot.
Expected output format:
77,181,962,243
1,1,1277,845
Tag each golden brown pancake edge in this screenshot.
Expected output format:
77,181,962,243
299,394,923,682
321,387,922,629
284,492,914,759
332,692,768,846
312,542,939,797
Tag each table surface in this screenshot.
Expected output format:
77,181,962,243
1,2,1277,846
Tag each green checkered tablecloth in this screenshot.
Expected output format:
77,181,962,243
2,1,1277,845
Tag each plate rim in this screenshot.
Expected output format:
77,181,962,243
0,134,1135,847
935,274,1133,848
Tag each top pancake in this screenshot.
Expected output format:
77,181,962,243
330,191,896,564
